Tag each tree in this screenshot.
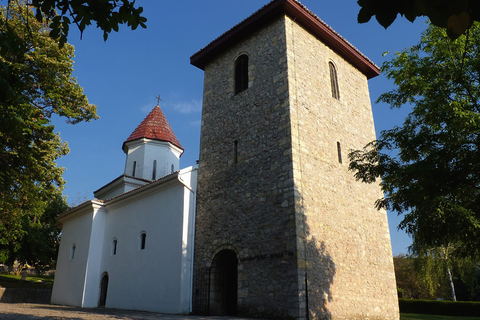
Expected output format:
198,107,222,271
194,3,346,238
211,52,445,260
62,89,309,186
409,244,480,301
452,255,480,300
411,245,458,300
394,251,480,301
348,22,480,258
16,193,69,272
393,254,434,299
10,0,147,46
357,0,479,39
0,2,96,264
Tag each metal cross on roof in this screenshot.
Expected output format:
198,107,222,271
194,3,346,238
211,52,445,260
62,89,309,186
155,95,162,106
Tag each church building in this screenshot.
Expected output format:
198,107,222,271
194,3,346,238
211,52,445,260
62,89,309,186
51,105,198,314
52,1,399,319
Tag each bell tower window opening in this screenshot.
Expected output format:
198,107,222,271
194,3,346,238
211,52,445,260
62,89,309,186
233,140,238,164
132,161,137,177
234,54,249,94
152,160,157,180
171,164,175,173
337,141,343,164
329,62,340,100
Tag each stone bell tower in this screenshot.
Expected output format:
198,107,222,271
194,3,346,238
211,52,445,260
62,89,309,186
191,0,399,319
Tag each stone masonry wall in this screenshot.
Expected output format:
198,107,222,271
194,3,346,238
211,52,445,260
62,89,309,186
285,16,399,320
194,17,303,319
194,12,399,320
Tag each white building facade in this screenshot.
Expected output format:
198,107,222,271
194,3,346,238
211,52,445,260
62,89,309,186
51,106,198,314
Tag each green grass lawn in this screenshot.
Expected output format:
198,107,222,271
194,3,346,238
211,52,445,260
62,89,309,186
402,314,480,320
0,273,54,288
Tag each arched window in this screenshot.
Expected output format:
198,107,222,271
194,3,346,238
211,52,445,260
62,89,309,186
329,62,340,100
132,161,137,177
139,232,146,250
111,239,117,255
152,160,157,180
70,244,76,260
234,54,249,94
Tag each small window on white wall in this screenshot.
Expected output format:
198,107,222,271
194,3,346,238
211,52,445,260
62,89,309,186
152,160,157,180
70,244,76,260
111,239,118,256
139,231,146,250
171,164,174,173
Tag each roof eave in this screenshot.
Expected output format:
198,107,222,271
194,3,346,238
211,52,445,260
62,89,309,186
122,137,185,156
190,0,379,79
190,0,284,70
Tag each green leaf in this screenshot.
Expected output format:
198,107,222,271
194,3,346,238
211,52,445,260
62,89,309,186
358,7,373,24
49,28,60,39
375,9,398,29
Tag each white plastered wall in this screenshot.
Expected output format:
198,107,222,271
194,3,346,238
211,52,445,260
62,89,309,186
124,139,182,181
98,167,197,314
51,202,106,307
52,166,197,314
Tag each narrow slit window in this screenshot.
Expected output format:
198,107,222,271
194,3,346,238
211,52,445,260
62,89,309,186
235,55,249,94
233,140,238,164
329,62,340,100
337,141,343,164
152,160,157,180
171,164,174,173
139,232,146,250
132,161,136,177
111,239,117,255
70,244,76,260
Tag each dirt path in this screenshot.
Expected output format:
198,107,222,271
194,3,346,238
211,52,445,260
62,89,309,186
0,303,257,320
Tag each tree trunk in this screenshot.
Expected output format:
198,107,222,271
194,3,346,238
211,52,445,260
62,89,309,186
446,265,456,301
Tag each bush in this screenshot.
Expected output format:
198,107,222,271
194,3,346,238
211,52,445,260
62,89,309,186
399,299,480,317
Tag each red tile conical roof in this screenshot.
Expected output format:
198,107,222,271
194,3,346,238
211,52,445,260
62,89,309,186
122,105,184,153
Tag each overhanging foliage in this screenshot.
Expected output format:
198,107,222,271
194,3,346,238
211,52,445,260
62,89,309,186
349,22,480,258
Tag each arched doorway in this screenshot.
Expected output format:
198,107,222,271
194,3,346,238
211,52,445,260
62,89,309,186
98,272,109,307
210,249,238,316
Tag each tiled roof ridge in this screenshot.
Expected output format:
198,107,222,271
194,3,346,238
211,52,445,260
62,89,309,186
289,0,377,68
189,0,273,59
190,0,378,77
123,105,184,152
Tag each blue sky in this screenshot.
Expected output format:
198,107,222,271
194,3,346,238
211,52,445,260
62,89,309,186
53,1,427,256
